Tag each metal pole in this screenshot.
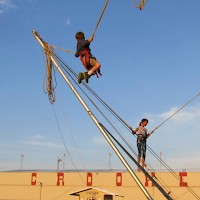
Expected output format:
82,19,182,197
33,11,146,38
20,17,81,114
21,154,24,170
38,182,42,200
57,157,62,171
32,30,153,200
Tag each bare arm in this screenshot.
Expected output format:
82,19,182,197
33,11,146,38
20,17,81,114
88,36,94,43
129,127,138,135
147,130,154,138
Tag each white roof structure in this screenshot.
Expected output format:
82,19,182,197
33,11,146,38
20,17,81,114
69,187,124,197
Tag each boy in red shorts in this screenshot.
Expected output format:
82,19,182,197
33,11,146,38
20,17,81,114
75,32,101,84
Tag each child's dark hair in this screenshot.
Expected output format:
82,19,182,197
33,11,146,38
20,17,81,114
75,32,85,40
139,118,148,126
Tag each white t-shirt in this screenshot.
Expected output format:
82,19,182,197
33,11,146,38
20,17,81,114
137,126,147,136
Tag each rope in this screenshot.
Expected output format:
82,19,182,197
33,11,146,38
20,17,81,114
50,44,75,54
43,42,56,104
57,102,87,170
52,105,86,184
149,92,200,137
47,0,110,55
91,0,110,38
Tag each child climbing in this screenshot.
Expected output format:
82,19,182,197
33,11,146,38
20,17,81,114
75,31,101,84
129,119,154,172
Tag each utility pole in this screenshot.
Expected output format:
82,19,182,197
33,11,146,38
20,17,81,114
57,157,62,171
38,182,43,200
20,154,24,170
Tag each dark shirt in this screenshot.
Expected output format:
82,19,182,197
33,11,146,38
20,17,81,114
75,39,91,57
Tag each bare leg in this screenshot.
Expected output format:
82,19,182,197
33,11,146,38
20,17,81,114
142,158,147,168
138,156,141,172
88,62,101,75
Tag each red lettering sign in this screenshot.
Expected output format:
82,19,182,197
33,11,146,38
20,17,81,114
116,172,122,186
29,171,191,187
179,172,188,187
31,173,37,186
57,173,64,186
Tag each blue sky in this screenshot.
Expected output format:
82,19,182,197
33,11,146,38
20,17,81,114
0,0,200,172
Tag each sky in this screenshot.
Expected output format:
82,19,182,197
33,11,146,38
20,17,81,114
0,0,200,172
